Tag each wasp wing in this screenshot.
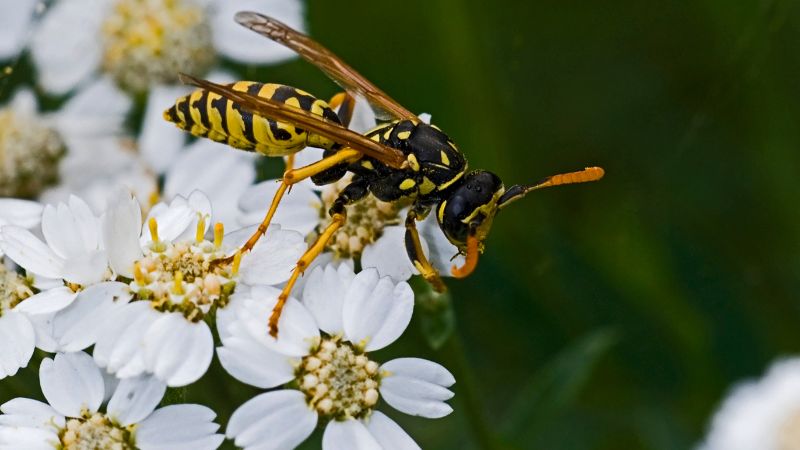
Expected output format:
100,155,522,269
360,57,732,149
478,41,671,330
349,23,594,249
235,11,418,122
179,74,407,169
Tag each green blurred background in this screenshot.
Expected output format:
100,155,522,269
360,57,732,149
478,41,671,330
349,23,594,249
4,0,800,448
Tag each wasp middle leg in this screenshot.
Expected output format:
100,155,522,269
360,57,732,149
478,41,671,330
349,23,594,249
404,207,447,293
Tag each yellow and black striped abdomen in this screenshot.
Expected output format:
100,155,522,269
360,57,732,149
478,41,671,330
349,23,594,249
163,82,341,156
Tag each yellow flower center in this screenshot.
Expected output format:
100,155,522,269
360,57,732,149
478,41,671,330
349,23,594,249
297,336,381,420
0,107,64,198
101,0,215,93
59,411,135,450
0,264,34,316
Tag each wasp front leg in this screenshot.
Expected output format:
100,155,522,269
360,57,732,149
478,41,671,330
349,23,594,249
405,207,447,293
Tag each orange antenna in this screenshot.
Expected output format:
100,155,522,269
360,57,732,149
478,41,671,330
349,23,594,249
498,166,604,209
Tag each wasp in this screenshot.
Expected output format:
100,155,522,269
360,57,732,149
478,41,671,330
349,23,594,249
164,11,605,337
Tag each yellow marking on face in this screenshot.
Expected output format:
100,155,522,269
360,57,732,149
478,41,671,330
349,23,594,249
440,150,450,166
399,179,416,190
407,154,420,171
438,168,466,191
361,160,374,170
397,130,411,140
419,177,436,195
462,187,506,224
438,201,447,223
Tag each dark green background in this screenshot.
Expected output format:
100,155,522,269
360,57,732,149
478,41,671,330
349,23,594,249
4,0,800,448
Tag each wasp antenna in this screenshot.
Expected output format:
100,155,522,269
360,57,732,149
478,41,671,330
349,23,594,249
498,166,605,209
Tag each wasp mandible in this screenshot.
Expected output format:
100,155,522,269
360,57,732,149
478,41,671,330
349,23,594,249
164,11,605,337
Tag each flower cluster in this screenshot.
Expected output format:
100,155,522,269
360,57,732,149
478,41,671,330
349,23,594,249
0,3,458,448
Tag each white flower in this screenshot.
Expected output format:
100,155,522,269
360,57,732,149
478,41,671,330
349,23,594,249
0,351,224,449
219,263,455,449
698,357,800,450
0,263,36,380
92,189,305,386
27,0,305,95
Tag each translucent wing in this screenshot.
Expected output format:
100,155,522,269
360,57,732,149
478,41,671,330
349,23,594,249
235,11,418,122
179,74,408,169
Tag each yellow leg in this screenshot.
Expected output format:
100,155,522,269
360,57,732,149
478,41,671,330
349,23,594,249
213,148,362,266
329,92,356,128
404,211,447,293
269,212,347,337
285,153,296,172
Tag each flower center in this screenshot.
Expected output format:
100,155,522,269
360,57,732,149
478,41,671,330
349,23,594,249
297,336,381,420
130,220,237,322
0,265,34,317
316,175,404,259
101,0,215,93
778,408,800,450
0,107,65,198
59,411,135,450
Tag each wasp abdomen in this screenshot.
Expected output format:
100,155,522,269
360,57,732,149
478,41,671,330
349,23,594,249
164,82,341,156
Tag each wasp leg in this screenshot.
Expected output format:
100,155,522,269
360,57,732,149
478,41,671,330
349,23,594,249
269,179,370,337
404,208,447,293
214,148,362,266
329,92,356,128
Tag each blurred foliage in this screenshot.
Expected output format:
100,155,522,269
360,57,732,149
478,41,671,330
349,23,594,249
3,0,800,448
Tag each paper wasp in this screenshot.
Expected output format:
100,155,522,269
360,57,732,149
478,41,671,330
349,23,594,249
164,11,605,337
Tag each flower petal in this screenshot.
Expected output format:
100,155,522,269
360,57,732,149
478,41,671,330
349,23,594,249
93,301,156,378
322,418,381,450
13,287,77,315
237,179,321,235
143,314,214,387
238,287,319,357
103,190,144,278
51,281,132,352
52,76,132,139
380,358,455,419
0,398,63,429
239,227,307,286
211,0,304,64
139,84,191,173
40,352,104,417
361,226,418,282
216,336,295,389
343,269,414,351
0,199,42,229
136,404,223,450
107,375,167,426
29,0,107,94
0,0,37,59
364,411,420,450
301,263,355,335
227,390,316,449
0,311,35,379
0,226,64,278
418,213,463,275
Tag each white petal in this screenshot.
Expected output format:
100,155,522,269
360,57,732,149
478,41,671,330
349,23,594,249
28,312,58,353
238,287,318,357
13,287,76,315
211,0,305,64
136,404,223,450
239,227,307,286
0,226,64,278
361,226,418,282
0,312,35,379
93,301,155,378
237,180,321,235
29,0,107,94
143,314,214,387
41,196,101,259
343,269,414,351
216,336,295,389
40,352,104,417
107,375,167,426
418,214,463,275
364,411,420,450
227,390,316,449
52,281,132,352
380,358,455,419
0,199,42,229
0,398,63,429
142,192,210,244
139,85,191,173
52,76,132,139
301,263,355,335
0,426,60,447
0,0,37,59
322,419,381,450
103,190,144,278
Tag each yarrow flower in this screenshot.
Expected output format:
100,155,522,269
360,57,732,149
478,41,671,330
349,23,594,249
698,358,800,450
0,351,224,449
218,263,455,449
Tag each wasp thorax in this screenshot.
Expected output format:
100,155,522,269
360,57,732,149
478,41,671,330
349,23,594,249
298,335,381,420
316,176,403,259
101,0,215,93
59,411,135,450
130,220,236,322
0,265,34,317
0,107,65,198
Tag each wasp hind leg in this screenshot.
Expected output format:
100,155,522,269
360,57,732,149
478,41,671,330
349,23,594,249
328,92,356,128
404,207,447,293
213,148,362,267
268,178,370,337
